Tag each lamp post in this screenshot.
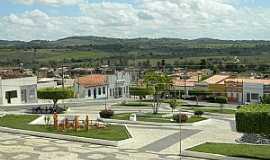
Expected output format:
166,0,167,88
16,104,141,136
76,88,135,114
179,109,182,157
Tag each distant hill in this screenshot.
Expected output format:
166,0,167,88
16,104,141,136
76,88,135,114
1,36,270,59
1,36,269,49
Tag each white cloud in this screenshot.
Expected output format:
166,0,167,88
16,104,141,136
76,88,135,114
1,0,270,41
13,0,82,6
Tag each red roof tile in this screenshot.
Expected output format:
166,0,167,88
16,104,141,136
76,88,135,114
77,74,107,87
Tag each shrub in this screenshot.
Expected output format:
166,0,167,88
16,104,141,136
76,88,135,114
263,95,270,104
173,113,188,123
37,88,74,107
168,99,178,113
194,110,204,117
189,89,212,96
207,96,216,103
237,105,242,109
99,109,114,118
236,104,270,135
207,96,228,104
215,96,228,104
129,87,154,97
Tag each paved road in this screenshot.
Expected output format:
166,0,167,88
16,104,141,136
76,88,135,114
0,132,206,160
182,100,238,109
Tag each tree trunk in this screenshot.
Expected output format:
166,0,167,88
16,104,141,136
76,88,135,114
53,99,58,108
153,94,160,114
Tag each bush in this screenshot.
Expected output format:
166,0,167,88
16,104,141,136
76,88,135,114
189,89,212,96
37,88,74,107
99,109,114,118
215,96,228,104
237,105,242,109
207,96,216,103
194,110,204,117
173,113,188,123
207,96,228,104
263,95,270,104
236,104,270,135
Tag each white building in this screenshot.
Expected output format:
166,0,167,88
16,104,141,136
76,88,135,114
37,78,57,89
107,71,131,98
74,74,108,99
74,72,131,99
0,76,38,105
243,82,264,103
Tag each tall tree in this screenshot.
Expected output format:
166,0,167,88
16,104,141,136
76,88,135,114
144,72,172,114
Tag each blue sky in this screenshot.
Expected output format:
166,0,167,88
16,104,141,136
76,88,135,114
1,0,270,41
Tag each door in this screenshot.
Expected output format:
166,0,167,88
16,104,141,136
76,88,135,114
247,93,251,102
94,88,97,99
7,93,11,104
21,89,27,103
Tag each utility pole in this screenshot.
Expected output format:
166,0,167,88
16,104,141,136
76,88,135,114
179,73,182,158
184,67,188,96
62,64,64,89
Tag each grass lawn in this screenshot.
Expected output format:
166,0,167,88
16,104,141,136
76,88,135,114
183,107,236,114
112,113,207,123
189,142,270,160
0,115,130,141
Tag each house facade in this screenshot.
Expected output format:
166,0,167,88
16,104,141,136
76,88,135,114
74,75,108,99
74,72,131,99
0,76,38,105
243,82,263,103
107,71,131,98
225,80,243,103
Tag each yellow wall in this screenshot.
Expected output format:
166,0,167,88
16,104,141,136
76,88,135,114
208,84,226,95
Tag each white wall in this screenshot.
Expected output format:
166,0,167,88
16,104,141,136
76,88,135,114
74,71,131,100
74,83,108,99
0,77,37,105
243,82,263,103
37,81,57,89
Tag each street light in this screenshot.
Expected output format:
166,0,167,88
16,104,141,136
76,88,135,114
179,109,182,158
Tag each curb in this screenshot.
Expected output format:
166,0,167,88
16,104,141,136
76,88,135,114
0,124,134,147
181,151,255,160
98,118,197,127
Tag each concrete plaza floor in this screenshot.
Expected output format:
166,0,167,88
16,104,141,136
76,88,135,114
0,132,206,160
0,100,241,160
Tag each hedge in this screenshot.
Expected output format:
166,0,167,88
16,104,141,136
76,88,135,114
37,88,74,106
189,89,212,96
207,96,228,104
236,104,270,134
129,87,154,96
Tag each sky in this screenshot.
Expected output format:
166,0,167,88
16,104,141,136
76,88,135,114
1,0,270,41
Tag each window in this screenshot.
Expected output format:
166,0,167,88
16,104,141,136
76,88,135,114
29,88,36,97
110,89,112,96
103,87,106,94
6,90,18,104
6,90,17,98
88,89,91,97
251,93,259,100
98,88,101,95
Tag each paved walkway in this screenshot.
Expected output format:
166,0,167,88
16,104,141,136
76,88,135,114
0,132,206,160
0,100,242,159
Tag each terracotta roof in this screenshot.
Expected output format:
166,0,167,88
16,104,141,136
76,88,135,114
77,74,107,87
225,78,270,85
0,69,30,79
204,75,230,84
